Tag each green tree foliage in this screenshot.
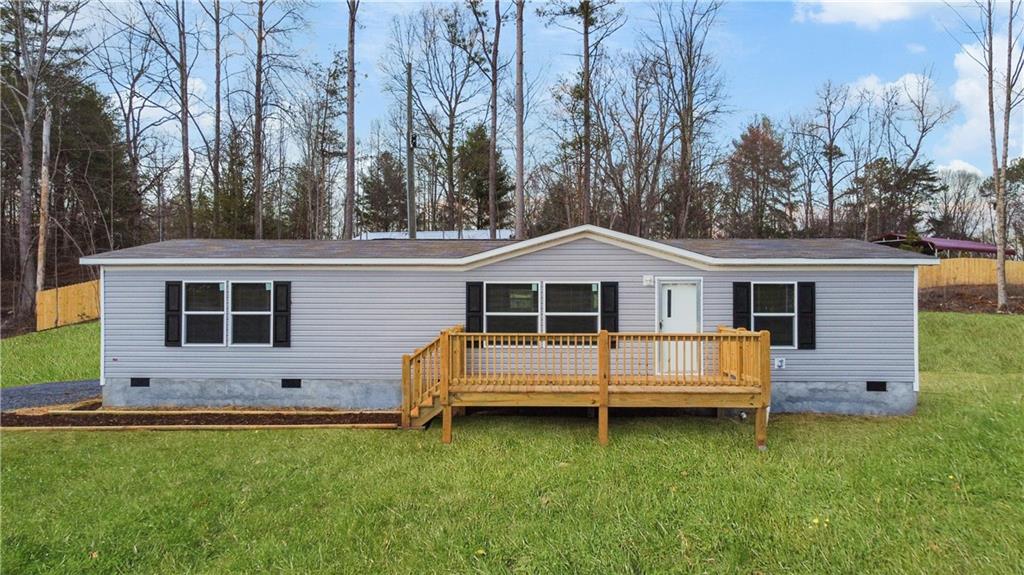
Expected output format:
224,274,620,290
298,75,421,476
457,123,513,230
723,117,795,238
357,151,407,232
1,65,133,285
214,124,255,239
844,159,943,240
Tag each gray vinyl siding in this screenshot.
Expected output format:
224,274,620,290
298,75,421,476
102,238,917,411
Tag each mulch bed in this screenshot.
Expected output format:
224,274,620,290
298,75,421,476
919,284,1024,314
0,409,400,428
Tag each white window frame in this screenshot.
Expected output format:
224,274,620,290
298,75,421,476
182,281,227,347
483,281,541,333
541,281,601,334
228,281,274,347
751,281,798,350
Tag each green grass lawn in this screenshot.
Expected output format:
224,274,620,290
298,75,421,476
0,322,99,388
2,313,1022,573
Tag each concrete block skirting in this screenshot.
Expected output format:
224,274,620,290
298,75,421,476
103,378,402,410
770,380,916,415
105,378,915,415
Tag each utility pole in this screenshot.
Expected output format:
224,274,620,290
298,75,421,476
406,61,417,239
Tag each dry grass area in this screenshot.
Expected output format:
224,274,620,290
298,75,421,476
919,284,1024,314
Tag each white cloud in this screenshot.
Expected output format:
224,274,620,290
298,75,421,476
937,159,984,175
793,1,923,30
850,72,933,104
906,42,927,54
939,36,1022,164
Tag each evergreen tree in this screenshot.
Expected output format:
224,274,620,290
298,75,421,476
457,123,513,230
724,117,795,238
357,151,407,232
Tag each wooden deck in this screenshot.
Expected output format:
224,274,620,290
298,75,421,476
401,326,772,449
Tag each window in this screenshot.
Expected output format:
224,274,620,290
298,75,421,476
544,282,599,333
183,282,225,345
484,283,539,333
752,283,796,348
231,282,273,345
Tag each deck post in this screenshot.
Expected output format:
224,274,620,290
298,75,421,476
440,329,452,444
597,329,610,445
401,354,411,429
756,330,771,451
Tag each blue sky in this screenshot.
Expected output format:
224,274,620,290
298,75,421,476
105,1,1019,176
282,0,1016,175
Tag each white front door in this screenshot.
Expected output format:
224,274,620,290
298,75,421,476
658,281,701,374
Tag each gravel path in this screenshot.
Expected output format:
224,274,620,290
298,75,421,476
0,380,101,412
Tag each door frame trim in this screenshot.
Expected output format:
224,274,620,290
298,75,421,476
653,277,704,333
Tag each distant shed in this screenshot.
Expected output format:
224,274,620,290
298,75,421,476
873,233,1017,258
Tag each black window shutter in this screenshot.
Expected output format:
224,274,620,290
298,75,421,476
273,282,291,347
733,282,751,330
465,282,484,332
797,282,816,350
165,281,182,347
600,282,619,332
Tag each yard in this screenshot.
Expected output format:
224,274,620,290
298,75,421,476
1,312,1022,573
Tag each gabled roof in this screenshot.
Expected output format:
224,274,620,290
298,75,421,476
81,225,937,268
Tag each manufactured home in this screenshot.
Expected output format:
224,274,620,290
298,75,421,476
81,225,936,446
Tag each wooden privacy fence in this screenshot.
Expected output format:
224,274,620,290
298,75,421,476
918,258,1024,289
35,279,100,331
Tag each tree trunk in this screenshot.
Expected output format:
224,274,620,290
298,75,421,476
16,82,37,321
178,0,194,238
514,0,525,239
343,0,359,239
36,105,52,293
581,5,592,225
253,0,265,239
996,0,1016,312
487,0,501,238
212,0,222,237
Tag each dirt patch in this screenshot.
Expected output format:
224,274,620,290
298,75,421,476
919,284,1024,314
0,409,400,428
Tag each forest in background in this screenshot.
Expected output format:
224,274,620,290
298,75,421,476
3,0,1022,326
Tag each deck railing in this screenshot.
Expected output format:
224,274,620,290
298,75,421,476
402,325,772,446
445,327,769,390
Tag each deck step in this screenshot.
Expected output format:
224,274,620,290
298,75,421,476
410,402,444,428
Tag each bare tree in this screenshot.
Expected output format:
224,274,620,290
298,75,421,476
5,0,85,320
540,0,625,225
592,54,671,236
343,0,359,239
801,81,861,236
513,0,525,239
383,6,483,234
199,0,229,236
930,168,986,239
646,0,726,238
243,0,305,239
137,0,200,238
467,0,506,238
95,2,173,240
952,0,1024,311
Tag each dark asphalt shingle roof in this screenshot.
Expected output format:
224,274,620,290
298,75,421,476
82,235,933,262
657,238,932,260
84,238,516,260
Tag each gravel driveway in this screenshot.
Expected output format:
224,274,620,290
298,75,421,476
0,380,101,412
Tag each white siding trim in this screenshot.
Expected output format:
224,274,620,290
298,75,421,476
99,267,105,387
914,267,920,392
